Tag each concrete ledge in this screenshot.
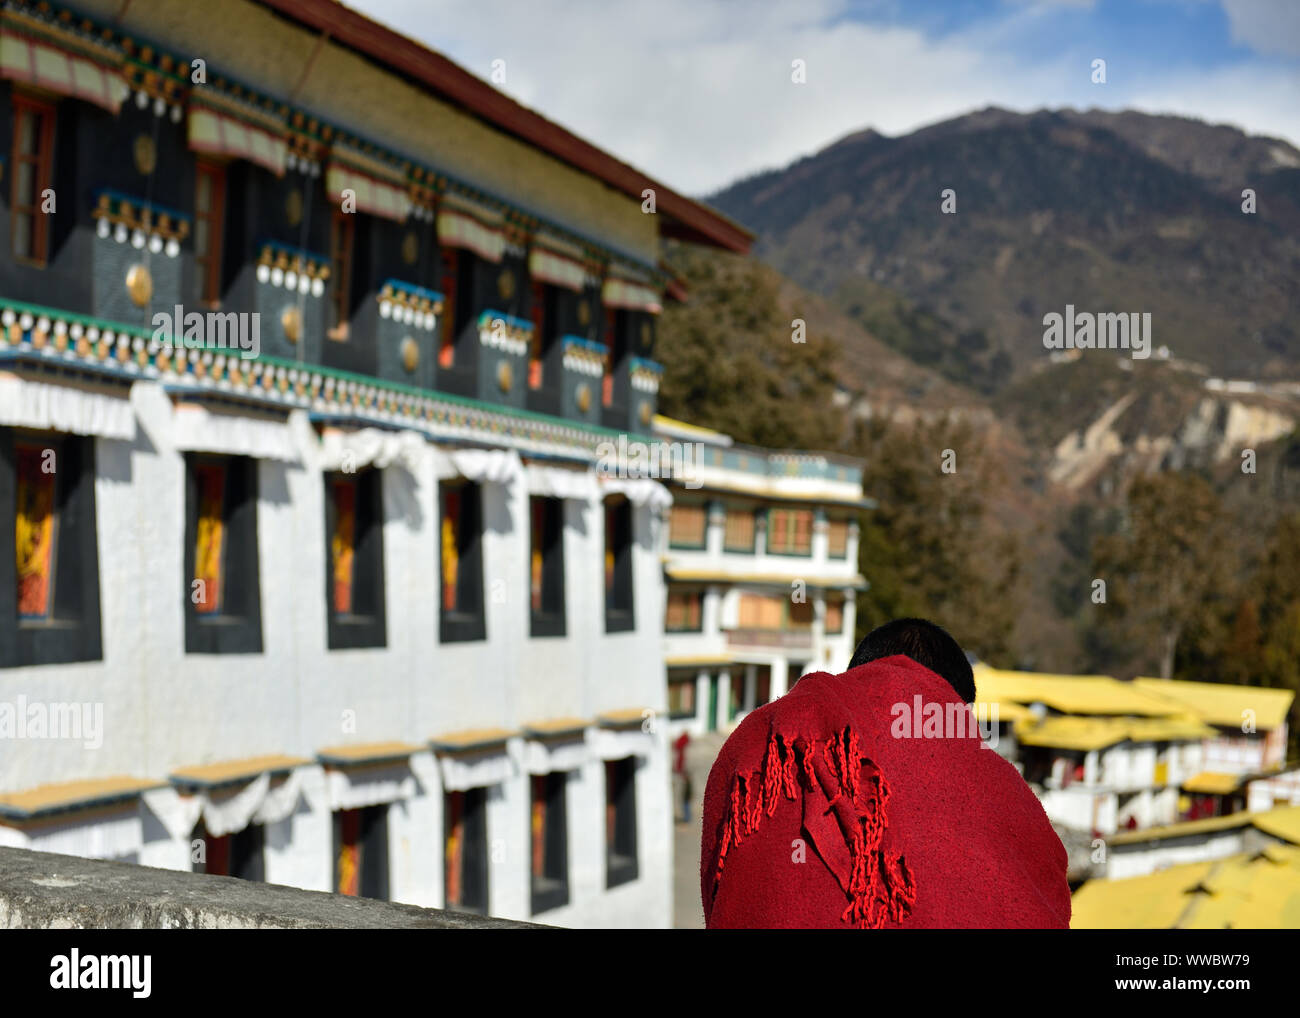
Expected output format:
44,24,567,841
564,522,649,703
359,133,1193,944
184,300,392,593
0,848,543,929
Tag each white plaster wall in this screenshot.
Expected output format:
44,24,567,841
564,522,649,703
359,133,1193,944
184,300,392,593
1108,831,1249,880
0,380,671,925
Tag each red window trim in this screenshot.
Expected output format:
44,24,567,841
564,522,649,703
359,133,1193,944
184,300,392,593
194,159,227,308
329,210,355,341
10,92,56,267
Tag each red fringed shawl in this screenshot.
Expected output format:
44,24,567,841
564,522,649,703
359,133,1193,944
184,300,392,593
701,655,1071,929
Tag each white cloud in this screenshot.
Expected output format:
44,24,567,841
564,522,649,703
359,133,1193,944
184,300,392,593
348,0,1300,195
1220,0,1300,57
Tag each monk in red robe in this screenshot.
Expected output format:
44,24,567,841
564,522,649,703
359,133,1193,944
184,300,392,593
701,618,1071,929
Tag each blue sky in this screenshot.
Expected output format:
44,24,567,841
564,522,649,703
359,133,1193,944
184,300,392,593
349,0,1300,195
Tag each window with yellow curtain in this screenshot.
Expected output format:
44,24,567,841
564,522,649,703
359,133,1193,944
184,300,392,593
738,593,784,629
825,594,845,634
665,589,703,632
826,518,850,559
668,501,707,548
767,507,813,555
723,506,755,552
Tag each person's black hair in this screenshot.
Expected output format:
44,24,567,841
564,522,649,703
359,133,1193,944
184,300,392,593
848,617,975,703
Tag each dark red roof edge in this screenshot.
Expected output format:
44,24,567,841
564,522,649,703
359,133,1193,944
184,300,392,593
255,0,753,254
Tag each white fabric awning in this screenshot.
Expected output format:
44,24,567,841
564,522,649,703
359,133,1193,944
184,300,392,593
592,727,656,761
0,32,126,115
188,104,287,178
599,476,673,509
433,446,523,485
325,762,416,812
525,737,590,775
438,748,517,793
142,770,305,840
525,462,598,501
170,402,300,463
317,426,425,473
0,372,135,441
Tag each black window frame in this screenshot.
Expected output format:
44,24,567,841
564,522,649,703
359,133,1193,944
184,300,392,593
183,452,263,655
722,503,759,555
826,515,851,560
667,500,708,550
0,429,103,668
333,803,390,900
444,786,489,915
664,587,705,633
530,770,569,914
324,467,387,650
192,818,265,882
603,495,634,633
528,495,566,638
439,479,486,643
605,757,639,889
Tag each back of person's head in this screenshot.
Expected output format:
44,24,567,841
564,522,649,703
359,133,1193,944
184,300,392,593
848,617,975,704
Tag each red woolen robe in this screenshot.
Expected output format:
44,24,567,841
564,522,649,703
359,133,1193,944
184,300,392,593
700,655,1071,929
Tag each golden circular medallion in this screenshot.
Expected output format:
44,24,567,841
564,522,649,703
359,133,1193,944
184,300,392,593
640,321,652,349
285,188,304,227
497,359,513,393
133,134,157,175
575,383,591,413
577,299,591,328
402,231,419,265
400,336,419,373
497,268,516,301
639,401,651,426
281,305,302,344
126,264,153,307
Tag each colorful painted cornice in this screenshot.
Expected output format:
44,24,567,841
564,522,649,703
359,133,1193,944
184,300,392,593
16,0,664,286
0,297,643,460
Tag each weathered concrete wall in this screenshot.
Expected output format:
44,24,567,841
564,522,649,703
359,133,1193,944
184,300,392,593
0,847,540,929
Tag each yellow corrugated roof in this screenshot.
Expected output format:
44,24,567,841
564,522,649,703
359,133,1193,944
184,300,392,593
1071,859,1217,929
1182,771,1244,795
973,665,1181,717
1015,715,1131,751
1253,805,1300,845
1184,846,1300,929
1125,716,1218,742
0,776,164,821
316,741,423,766
170,754,309,788
1009,713,1215,753
429,727,518,752
1073,844,1300,929
597,708,653,728
974,698,1036,723
1132,678,1295,730
651,414,730,442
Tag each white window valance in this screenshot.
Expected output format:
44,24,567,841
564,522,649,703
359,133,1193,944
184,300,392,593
317,426,425,474
432,446,523,485
525,737,590,775
169,402,302,463
142,770,306,841
0,371,135,441
325,762,417,812
525,463,598,501
592,727,656,761
599,476,673,509
438,747,517,793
